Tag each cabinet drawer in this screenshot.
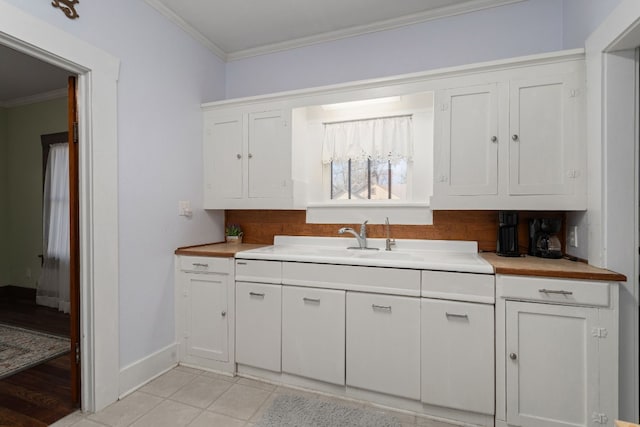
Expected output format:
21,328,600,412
235,259,282,283
497,275,610,307
422,270,494,303
283,262,420,295
180,256,230,273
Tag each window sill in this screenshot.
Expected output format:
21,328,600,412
305,202,433,225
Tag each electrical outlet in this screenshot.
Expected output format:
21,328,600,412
568,226,578,248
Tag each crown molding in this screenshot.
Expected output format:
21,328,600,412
227,0,525,61
146,0,524,62
144,0,228,61
0,87,67,108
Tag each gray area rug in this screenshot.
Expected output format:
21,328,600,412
255,394,402,427
0,323,70,379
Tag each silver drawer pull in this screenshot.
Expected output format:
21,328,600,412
236,261,247,265
192,263,208,267
249,292,265,298
445,312,469,319
303,297,320,304
372,304,392,312
539,289,573,296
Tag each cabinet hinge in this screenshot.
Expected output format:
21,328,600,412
592,327,608,338
73,121,79,144
440,103,449,111
592,413,609,424
566,169,580,179
75,342,80,365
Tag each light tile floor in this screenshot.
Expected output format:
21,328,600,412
51,366,458,427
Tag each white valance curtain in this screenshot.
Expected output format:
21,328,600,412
37,143,70,314
321,115,413,164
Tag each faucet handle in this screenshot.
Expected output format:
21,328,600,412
359,220,368,238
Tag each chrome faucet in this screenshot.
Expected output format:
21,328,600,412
338,220,377,250
385,217,396,251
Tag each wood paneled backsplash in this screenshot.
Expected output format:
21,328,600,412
225,210,566,253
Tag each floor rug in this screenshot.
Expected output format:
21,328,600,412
255,394,402,427
0,323,70,379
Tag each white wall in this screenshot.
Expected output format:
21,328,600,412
224,0,564,99
1,0,226,368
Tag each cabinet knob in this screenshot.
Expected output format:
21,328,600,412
512,134,519,141
221,311,227,317
236,154,242,159
509,352,518,360
491,136,498,143
248,153,253,159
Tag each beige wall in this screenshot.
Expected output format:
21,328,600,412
0,108,8,286
5,98,67,288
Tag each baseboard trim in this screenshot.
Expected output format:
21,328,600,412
118,342,178,398
0,285,36,304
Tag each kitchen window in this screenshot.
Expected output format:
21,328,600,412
323,115,412,200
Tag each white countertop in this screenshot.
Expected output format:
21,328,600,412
235,236,494,274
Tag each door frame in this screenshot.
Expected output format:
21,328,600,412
0,1,121,412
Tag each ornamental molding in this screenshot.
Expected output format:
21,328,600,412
52,0,79,20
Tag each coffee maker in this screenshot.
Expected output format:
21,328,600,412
496,211,520,257
529,218,563,259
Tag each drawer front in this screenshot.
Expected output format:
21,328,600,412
235,259,282,283
422,270,494,303
235,282,282,372
497,275,610,307
180,256,230,273
282,286,345,385
283,262,420,295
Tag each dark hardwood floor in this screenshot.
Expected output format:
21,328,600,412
0,297,76,426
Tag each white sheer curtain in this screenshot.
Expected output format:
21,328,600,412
37,143,70,314
322,115,413,164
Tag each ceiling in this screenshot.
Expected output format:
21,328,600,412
146,0,524,60
0,0,521,104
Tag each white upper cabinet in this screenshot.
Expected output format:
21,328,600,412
203,105,296,209
432,57,586,210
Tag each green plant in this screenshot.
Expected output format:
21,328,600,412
225,223,243,236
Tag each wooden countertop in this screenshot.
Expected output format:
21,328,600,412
481,253,626,282
175,242,268,257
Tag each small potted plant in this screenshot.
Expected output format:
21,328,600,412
225,223,243,244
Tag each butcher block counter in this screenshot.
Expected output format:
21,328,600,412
481,252,626,282
175,242,268,257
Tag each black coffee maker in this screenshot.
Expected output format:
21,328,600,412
497,211,520,257
529,218,563,259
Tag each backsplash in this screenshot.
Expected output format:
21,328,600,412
225,210,566,254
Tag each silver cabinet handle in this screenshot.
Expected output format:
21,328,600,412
236,261,247,265
303,297,320,304
221,311,226,317
512,134,519,141
539,289,573,296
372,304,392,312
491,136,498,143
249,292,265,298
192,263,208,267
510,352,518,360
445,312,468,319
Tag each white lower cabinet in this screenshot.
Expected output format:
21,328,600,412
176,256,234,372
235,281,282,372
346,292,420,399
420,298,494,415
282,286,345,385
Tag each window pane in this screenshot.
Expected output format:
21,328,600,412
350,159,368,199
370,159,389,200
390,159,408,200
331,160,349,199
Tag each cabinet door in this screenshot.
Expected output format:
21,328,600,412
248,110,291,199
506,301,598,427
204,112,243,203
282,286,345,385
509,76,578,195
235,282,282,372
421,299,494,414
346,293,420,399
185,273,228,362
435,84,499,196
